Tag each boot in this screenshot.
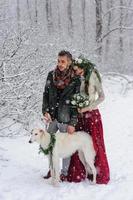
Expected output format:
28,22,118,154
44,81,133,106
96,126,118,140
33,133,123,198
60,174,68,182
87,174,93,181
43,170,51,179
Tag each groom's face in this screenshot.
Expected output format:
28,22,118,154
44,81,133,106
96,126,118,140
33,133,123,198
57,56,71,71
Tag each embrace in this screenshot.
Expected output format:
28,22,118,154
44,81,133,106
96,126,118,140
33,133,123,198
41,50,110,184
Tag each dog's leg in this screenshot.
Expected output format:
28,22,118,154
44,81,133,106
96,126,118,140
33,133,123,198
47,154,51,174
87,161,96,184
83,150,97,184
78,151,88,178
49,154,56,185
51,167,55,185
51,154,60,186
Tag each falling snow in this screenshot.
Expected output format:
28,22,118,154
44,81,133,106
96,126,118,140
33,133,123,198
0,76,133,200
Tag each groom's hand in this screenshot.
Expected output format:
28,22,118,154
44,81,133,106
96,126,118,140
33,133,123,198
67,125,75,134
43,112,52,122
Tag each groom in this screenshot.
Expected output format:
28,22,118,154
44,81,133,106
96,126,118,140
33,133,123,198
42,50,81,180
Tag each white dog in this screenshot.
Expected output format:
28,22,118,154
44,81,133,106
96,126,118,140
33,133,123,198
29,128,96,186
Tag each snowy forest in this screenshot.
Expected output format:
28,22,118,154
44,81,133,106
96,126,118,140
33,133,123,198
0,1,133,200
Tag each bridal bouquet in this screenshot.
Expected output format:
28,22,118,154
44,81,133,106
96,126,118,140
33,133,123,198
71,93,90,108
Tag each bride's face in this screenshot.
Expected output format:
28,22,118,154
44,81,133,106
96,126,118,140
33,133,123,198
73,66,84,76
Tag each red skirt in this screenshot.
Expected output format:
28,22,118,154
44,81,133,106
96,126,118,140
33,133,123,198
67,109,110,184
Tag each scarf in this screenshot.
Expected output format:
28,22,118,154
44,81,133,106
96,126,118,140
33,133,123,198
53,66,74,89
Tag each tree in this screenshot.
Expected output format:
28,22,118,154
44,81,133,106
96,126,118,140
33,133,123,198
95,0,103,57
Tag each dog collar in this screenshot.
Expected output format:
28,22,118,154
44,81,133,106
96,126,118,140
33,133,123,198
39,133,56,155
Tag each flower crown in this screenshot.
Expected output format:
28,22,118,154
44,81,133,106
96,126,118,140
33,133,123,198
74,58,83,64
73,56,95,69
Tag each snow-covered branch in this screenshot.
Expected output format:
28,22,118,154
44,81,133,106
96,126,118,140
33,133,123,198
103,6,133,19
98,26,133,42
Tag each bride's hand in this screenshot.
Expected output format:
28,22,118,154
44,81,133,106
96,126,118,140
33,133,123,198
78,108,87,113
78,107,92,113
78,108,82,113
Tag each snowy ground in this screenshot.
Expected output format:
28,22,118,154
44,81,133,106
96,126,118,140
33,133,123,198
0,76,133,200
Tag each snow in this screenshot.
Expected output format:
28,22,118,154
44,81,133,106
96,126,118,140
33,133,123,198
0,77,133,200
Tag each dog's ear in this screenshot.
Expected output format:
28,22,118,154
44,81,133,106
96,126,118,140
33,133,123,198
39,129,45,135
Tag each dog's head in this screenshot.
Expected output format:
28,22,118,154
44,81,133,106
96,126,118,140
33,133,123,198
29,128,45,143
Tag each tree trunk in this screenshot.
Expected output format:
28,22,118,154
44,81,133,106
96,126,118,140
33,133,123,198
67,0,73,38
45,0,53,34
35,0,38,24
81,0,86,47
26,0,32,25
105,0,113,60
119,0,124,53
95,0,102,57
17,0,20,33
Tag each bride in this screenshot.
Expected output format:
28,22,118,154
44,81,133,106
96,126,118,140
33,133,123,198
67,57,110,184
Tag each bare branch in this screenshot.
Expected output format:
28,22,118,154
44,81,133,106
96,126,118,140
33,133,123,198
98,26,133,42
103,6,133,19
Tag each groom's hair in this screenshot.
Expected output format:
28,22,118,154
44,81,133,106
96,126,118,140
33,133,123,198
58,50,72,61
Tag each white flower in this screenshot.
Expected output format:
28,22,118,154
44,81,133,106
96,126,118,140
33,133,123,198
75,58,79,62
78,103,83,108
73,94,77,99
85,100,89,106
75,58,82,64
71,100,76,105
76,95,81,101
